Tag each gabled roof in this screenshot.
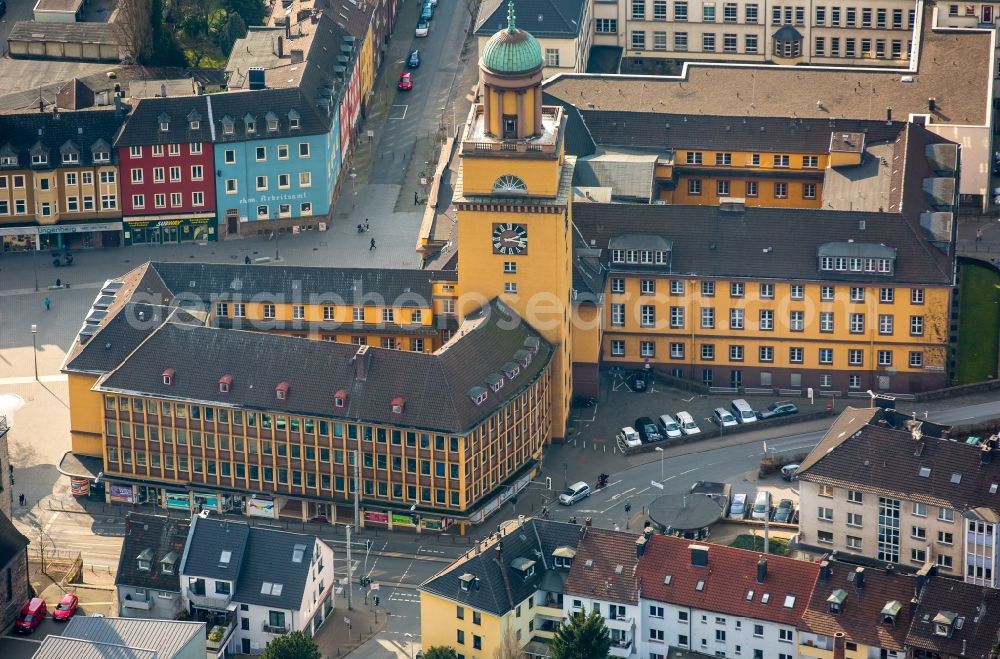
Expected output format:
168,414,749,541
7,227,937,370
420,519,583,616
638,534,818,626
475,0,587,39
52,618,205,659
115,513,190,593
63,303,175,375
799,560,917,650
94,298,552,433
234,527,320,610
180,515,249,583
114,96,212,147
796,407,1000,514
905,578,1000,659
0,108,125,168
209,88,330,142
564,527,640,604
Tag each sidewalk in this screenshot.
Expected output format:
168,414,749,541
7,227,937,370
309,592,385,659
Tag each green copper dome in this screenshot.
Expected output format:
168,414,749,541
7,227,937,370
480,1,543,75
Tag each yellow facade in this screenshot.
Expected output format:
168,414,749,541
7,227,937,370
460,156,563,198
603,276,949,390
358,24,375,102
420,589,542,659
68,373,104,456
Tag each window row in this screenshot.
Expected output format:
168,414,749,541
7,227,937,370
128,165,204,185
128,143,203,158
628,1,762,23
814,36,911,59
814,5,915,30
608,341,924,367
630,29,759,53
131,192,204,210
683,152,815,169
0,195,118,216
216,303,424,324
221,143,312,164
609,280,925,304
685,178,815,199
0,171,116,192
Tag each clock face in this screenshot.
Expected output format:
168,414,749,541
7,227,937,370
492,223,528,255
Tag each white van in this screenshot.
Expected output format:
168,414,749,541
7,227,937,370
657,414,683,439
730,399,758,424
751,490,771,520
676,411,701,436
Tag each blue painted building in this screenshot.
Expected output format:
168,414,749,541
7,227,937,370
209,89,337,238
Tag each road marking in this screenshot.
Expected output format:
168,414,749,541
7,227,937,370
388,105,408,120
610,488,635,500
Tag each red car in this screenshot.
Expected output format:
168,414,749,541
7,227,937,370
14,597,46,633
397,72,413,91
52,593,78,621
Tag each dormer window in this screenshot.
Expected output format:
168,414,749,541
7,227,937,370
459,573,476,591
62,152,79,164
158,113,170,132
933,611,957,637
334,389,348,409
503,362,520,379
276,381,289,400
553,546,575,568
288,110,300,129
514,349,532,369
218,373,233,394
511,557,536,578
136,548,153,572
162,368,175,386
222,117,234,135
266,112,279,131
93,151,110,163
245,114,256,134
468,386,488,405
390,396,405,415
160,550,177,575
31,153,48,166
190,120,200,130
487,373,504,393
881,600,901,625
827,588,847,613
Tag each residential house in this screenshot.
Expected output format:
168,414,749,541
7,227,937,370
115,512,191,619
796,406,1000,586
0,509,30,633
475,0,592,76
798,559,917,659
179,516,335,656
114,97,218,245
563,526,641,657
637,533,818,658
905,575,1000,659
419,518,583,659
29,617,206,659
0,107,127,252
211,89,333,237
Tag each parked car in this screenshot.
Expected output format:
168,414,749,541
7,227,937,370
420,1,434,19
15,598,46,633
407,49,421,68
635,417,663,443
730,399,758,423
780,463,801,481
751,490,771,521
676,411,701,436
632,368,650,392
712,408,738,427
415,19,429,36
559,481,591,505
52,593,78,621
617,426,642,449
772,498,794,523
760,401,799,420
729,493,749,518
397,72,413,91
657,414,683,439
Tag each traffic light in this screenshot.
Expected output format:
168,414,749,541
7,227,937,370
373,595,380,607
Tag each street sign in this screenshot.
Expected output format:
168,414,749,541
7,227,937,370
650,480,664,490
344,617,351,625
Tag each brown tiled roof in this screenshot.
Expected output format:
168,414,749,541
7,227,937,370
638,535,818,626
544,7,992,126
571,202,953,285
905,577,1000,659
797,410,1000,515
564,527,641,604
799,560,917,650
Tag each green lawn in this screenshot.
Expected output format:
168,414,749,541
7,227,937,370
956,261,1000,384
729,534,789,556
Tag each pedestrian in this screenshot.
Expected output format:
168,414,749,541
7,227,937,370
43,296,50,311
55,278,61,288
364,218,370,231
977,228,984,242
244,255,251,265
369,238,377,251
18,493,24,507
414,191,419,205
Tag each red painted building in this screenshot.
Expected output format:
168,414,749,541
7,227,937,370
338,59,362,159
114,97,218,244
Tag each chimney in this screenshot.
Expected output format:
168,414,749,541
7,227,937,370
635,536,647,558
290,49,304,64
910,597,919,615
690,544,708,567
833,632,846,659
886,106,892,124
757,555,768,583
285,15,291,38
819,560,831,583
928,98,937,112
277,35,284,57
855,567,865,589
354,345,372,381
962,640,967,656
494,541,502,563
113,95,123,116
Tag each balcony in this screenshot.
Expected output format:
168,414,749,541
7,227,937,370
535,617,560,640
187,592,232,611
604,615,634,631
207,617,237,653
609,638,633,657
121,593,151,611
461,106,563,156
262,622,290,635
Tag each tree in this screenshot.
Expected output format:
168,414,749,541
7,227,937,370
114,0,153,63
551,610,611,659
223,0,267,26
494,623,523,659
261,631,321,659
423,647,459,659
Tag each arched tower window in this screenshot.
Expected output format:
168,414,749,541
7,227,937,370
493,175,528,193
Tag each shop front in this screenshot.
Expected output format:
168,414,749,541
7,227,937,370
108,483,135,504
124,215,217,245
1,221,122,252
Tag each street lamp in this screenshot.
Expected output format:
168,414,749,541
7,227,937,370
404,632,416,659
655,446,664,482
30,325,38,382
350,168,357,210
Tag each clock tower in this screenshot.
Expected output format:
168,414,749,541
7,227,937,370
455,0,575,440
